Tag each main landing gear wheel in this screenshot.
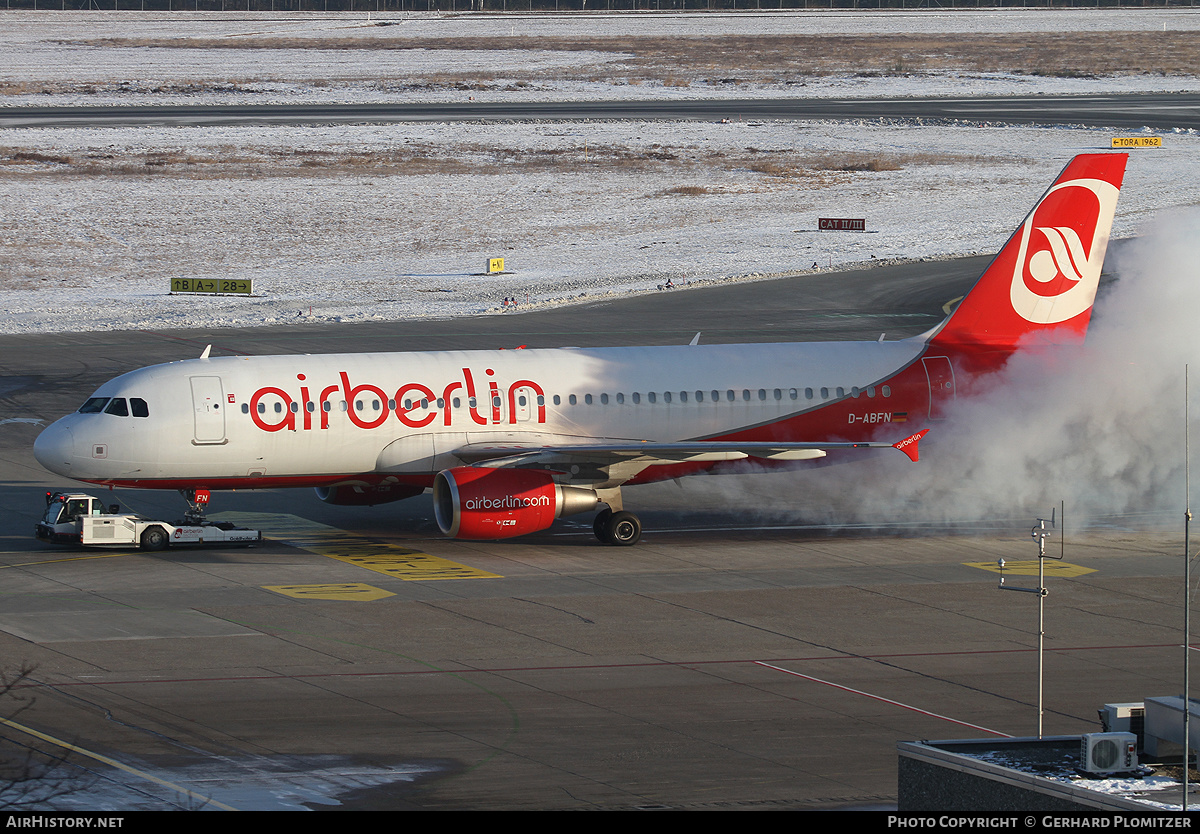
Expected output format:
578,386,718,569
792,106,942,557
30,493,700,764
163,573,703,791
593,509,642,546
593,508,613,542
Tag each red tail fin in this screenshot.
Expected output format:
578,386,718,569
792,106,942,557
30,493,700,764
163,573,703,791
929,153,1127,351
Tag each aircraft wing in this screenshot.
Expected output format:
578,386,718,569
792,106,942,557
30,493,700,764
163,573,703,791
449,430,928,482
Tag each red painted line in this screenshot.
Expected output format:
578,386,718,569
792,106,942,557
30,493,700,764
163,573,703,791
754,660,1013,738
9,642,1180,692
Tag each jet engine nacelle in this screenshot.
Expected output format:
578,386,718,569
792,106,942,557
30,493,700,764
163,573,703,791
314,483,423,507
433,467,599,540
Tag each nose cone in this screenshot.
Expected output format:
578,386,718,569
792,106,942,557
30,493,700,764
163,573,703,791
33,420,75,477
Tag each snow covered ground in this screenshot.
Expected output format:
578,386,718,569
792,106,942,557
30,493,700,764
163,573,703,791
1,9,1198,334
6,8,1200,105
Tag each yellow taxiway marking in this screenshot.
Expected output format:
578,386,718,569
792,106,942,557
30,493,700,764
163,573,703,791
1,552,124,569
264,583,395,601
963,559,1097,578
213,512,500,581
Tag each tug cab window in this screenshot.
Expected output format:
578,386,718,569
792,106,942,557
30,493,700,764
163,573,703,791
47,498,91,525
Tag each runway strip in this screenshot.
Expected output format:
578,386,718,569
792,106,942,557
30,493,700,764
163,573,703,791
4,94,1199,129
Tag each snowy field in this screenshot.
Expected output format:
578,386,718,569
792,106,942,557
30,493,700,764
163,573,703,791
5,8,1200,105
2,9,1199,334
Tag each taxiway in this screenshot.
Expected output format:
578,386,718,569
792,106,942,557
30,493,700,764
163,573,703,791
0,254,1186,810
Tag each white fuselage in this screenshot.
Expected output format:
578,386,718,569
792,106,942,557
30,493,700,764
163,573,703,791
33,338,931,490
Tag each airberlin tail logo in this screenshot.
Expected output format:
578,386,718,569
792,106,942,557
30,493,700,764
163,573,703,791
1010,177,1120,325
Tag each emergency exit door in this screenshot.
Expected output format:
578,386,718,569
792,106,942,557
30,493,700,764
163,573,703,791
922,356,956,421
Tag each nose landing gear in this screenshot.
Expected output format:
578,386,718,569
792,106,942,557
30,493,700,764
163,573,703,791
180,488,211,525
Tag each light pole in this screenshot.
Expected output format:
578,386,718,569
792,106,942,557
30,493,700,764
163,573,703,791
998,505,1063,739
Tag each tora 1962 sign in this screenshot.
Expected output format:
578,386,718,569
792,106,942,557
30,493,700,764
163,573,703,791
170,278,253,295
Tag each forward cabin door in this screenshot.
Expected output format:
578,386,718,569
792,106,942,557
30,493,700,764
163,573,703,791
190,376,227,444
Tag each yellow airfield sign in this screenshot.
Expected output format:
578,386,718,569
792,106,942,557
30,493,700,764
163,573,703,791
171,278,254,295
1111,137,1162,148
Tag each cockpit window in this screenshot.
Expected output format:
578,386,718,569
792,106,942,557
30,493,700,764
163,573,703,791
104,398,129,417
78,397,109,414
130,398,149,418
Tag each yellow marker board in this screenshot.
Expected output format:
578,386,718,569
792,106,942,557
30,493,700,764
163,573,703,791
964,559,1096,578
171,278,254,295
487,257,505,274
213,512,500,581
1111,137,1162,148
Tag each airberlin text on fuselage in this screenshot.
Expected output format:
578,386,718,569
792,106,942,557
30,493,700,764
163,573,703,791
248,368,546,432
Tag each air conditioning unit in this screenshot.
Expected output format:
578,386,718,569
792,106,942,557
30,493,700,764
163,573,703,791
1099,702,1145,735
1081,732,1138,775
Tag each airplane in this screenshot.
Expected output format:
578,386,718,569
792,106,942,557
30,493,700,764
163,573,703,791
33,153,1128,547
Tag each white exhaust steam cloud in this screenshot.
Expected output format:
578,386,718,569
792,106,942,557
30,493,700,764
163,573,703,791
647,210,1200,532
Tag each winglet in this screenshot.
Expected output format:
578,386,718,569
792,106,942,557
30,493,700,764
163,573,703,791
892,429,928,462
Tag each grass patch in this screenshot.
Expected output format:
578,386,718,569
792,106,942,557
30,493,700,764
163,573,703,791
654,185,712,197
0,144,1006,186
55,32,1200,82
